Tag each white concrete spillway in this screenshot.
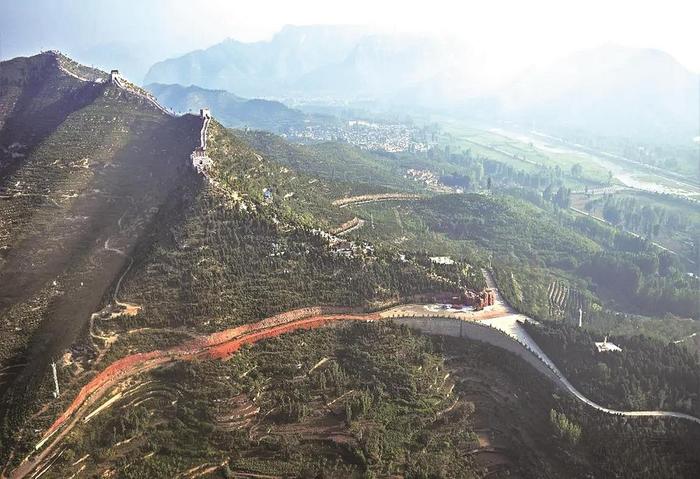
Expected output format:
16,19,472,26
392,314,700,426
390,269,700,426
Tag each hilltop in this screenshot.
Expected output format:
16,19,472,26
0,50,205,437
146,82,306,132
0,51,106,171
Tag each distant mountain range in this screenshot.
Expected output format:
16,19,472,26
145,26,699,143
144,25,478,104
146,83,306,132
144,25,368,99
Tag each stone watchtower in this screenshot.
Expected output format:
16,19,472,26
200,108,211,119
110,70,120,84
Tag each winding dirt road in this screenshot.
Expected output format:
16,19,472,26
7,284,700,478
102,239,141,315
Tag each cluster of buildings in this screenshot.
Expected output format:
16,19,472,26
429,256,455,265
286,120,429,153
407,169,463,193
426,256,496,309
462,289,496,310
407,169,443,188
425,288,496,311
310,227,374,259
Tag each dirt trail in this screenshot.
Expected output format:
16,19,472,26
330,217,366,236
104,240,141,315
332,193,422,208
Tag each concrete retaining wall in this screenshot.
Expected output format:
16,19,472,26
392,317,558,381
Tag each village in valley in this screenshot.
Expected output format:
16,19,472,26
285,119,430,152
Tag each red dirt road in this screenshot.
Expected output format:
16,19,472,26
8,308,379,479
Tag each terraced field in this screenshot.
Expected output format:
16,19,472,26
547,281,587,321
9,291,700,478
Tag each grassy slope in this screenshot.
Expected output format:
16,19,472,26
0,53,106,175
0,53,204,450
438,122,611,187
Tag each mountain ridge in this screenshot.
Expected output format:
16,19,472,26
144,25,368,98
144,30,699,142
146,82,306,132
143,25,477,102
0,51,206,432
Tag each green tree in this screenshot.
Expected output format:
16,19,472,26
550,409,582,445
570,163,583,178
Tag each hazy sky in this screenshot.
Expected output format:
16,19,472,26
2,0,699,80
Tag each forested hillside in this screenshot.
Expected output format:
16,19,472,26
0,53,459,469
2,51,699,479
525,322,700,417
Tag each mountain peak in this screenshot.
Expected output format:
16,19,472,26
1,50,109,85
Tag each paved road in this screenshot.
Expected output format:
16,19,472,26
391,270,700,426
476,271,700,425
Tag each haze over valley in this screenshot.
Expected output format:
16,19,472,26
1,1,699,478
